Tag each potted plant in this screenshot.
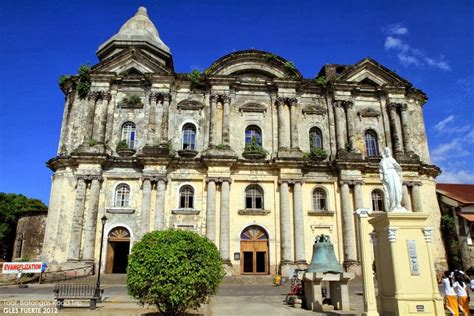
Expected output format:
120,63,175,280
116,140,135,157
242,136,268,160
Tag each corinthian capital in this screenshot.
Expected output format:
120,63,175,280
210,94,218,103
287,97,298,106
87,91,101,101
398,103,408,111
149,92,160,103
162,93,171,103
275,97,286,106
387,102,401,111
219,94,231,103
100,91,112,101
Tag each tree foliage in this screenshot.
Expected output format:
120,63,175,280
0,193,47,258
440,213,463,270
127,229,224,316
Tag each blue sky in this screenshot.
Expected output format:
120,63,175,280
1,0,473,204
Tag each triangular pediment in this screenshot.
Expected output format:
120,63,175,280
93,48,172,75
337,58,412,87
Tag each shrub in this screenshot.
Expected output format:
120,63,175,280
77,64,91,98
243,136,268,156
116,140,129,151
314,76,328,86
127,230,224,316
440,214,463,270
187,70,206,89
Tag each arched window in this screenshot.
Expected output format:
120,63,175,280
372,189,385,211
365,130,379,157
245,185,264,209
179,185,194,209
115,184,130,207
245,126,262,147
121,122,136,149
309,127,323,149
312,188,327,211
182,123,196,150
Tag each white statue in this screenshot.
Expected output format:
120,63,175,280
379,147,407,212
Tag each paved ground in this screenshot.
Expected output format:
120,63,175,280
0,275,364,315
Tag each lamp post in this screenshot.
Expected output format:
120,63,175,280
95,215,107,302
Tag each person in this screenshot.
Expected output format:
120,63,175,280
453,272,471,316
443,271,459,315
379,147,406,212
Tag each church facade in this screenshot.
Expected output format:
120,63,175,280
42,7,446,275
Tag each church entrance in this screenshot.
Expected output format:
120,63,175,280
105,227,130,273
240,225,269,275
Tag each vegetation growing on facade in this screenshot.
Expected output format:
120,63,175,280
304,145,328,160
116,140,130,151
187,70,206,89
284,61,298,79
440,214,463,270
127,230,224,316
76,64,92,98
314,76,328,86
243,136,268,158
264,53,278,63
122,95,142,107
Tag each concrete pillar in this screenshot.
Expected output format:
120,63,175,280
220,179,231,262
279,180,292,263
344,101,359,153
141,178,152,236
387,103,402,153
340,181,357,263
206,179,217,242
333,101,346,152
68,177,87,260
411,182,423,212
399,103,412,153
82,177,101,261
155,179,166,230
160,93,171,144
277,97,290,150
221,95,231,146
356,209,379,316
146,93,159,145
209,95,217,147
354,181,364,210
402,183,412,211
289,97,299,150
293,180,305,263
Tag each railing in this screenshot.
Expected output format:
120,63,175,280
41,264,95,283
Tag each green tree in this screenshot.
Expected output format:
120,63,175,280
127,229,224,316
440,213,463,270
0,193,47,259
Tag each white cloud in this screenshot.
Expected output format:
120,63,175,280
383,24,451,71
434,115,456,132
431,138,470,163
437,170,474,184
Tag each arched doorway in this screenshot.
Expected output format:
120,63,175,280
240,225,269,275
105,227,130,273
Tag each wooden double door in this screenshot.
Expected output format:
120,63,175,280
240,225,269,275
105,227,130,274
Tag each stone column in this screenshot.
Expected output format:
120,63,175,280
146,92,159,145
96,92,111,143
402,183,412,211
399,103,412,153
58,89,74,154
68,177,87,260
160,93,171,144
353,181,364,210
344,101,359,153
206,179,217,242
276,97,290,150
411,182,423,212
105,90,117,144
356,209,379,316
333,100,346,152
85,92,100,141
220,179,231,262
288,97,300,150
221,95,231,146
141,178,152,236
387,103,402,153
208,95,217,147
154,178,167,230
82,177,101,261
293,180,305,263
279,180,292,263
340,181,357,264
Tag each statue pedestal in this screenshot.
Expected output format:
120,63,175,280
303,272,354,312
369,213,444,315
